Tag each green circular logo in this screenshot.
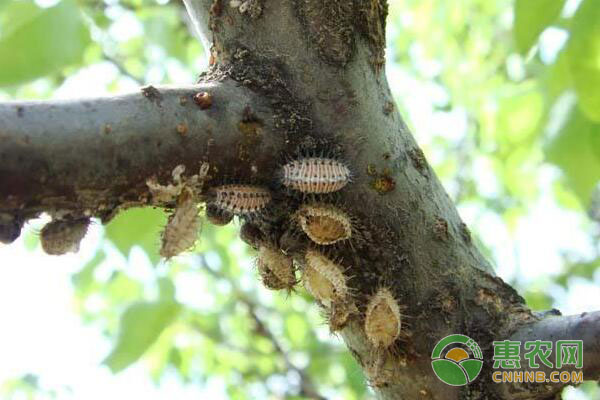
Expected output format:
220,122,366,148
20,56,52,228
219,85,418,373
431,334,483,386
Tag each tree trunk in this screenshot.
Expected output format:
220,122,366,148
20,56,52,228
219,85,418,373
0,1,598,398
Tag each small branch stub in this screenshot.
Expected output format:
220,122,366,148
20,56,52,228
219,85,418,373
193,91,213,109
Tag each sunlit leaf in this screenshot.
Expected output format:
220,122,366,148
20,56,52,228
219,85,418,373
496,85,544,145
22,228,39,251
0,0,42,37
103,299,181,373
514,0,565,54
285,313,308,346
0,0,90,86
140,6,187,61
566,0,600,121
555,259,600,287
72,250,106,291
545,108,600,206
104,207,167,264
523,289,553,310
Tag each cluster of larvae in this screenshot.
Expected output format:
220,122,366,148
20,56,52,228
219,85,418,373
241,157,403,359
35,156,403,376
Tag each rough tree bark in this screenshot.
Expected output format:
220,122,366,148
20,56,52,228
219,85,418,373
0,1,598,399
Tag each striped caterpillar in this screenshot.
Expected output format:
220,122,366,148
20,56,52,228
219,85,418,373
210,184,271,215
281,157,351,193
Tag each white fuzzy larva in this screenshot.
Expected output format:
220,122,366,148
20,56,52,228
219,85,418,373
365,288,401,348
160,188,201,258
281,157,351,193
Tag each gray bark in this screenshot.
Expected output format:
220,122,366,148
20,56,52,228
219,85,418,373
0,82,279,226
0,1,598,398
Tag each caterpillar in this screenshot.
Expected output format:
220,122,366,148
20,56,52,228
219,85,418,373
303,249,355,331
302,250,349,306
256,244,296,290
210,184,271,215
160,187,201,258
295,203,352,245
41,218,90,255
281,157,351,193
364,287,401,348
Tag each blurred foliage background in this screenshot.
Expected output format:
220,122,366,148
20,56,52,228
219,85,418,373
0,0,599,398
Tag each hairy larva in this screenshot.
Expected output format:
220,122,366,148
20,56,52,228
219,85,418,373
41,218,90,255
160,188,201,258
256,245,296,290
0,219,22,244
239,222,264,250
303,249,355,331
328,298,356,332
211,184,271,215
365,288,401,348
296,203,352,245
281,157,351,193
303,250,349,306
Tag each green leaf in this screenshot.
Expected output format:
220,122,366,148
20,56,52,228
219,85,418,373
0,0,90,86
555,258,600,287
523,290,552,310
72,250,106,291
104,207,167,264
141,6,187,61
566,0,600,122
157,277,176,300
514,0,565,54
22,228,39,251
545,108,600,206
0,0,43,37
285,313,308,346
103,299,181,373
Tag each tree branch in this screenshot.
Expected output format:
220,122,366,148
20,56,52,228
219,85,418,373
493,311,600,398
2,0,598,398
0,80,282,232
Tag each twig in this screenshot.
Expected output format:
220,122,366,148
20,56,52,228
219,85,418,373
102,52,144,85
196,254,326,400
